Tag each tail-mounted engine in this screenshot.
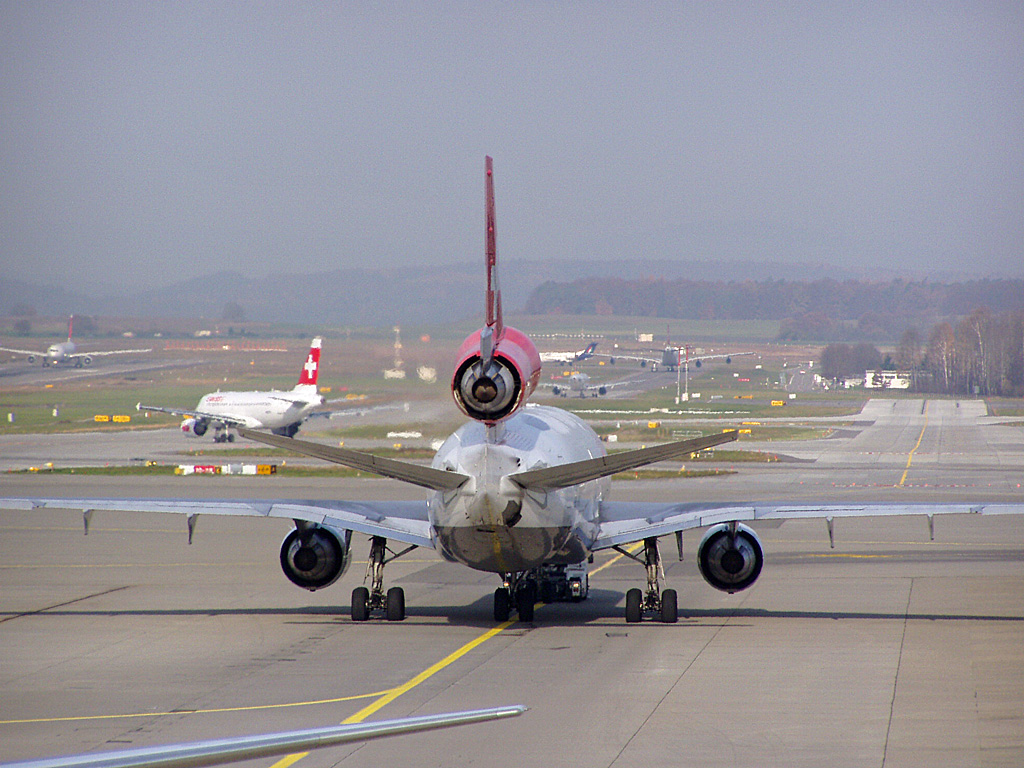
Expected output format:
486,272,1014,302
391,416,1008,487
180,417,208,437
280,525,351,591
452,326,541,423
697,523,764,593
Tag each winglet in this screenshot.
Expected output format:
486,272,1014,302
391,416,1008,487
485,156,502,338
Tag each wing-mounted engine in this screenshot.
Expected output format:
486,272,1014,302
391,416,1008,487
697,523,764,593
280,525,351,591
180,417,208,437
452,326,541,423
81,355,93,366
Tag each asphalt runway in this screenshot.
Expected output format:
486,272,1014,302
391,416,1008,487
2,398,1023,766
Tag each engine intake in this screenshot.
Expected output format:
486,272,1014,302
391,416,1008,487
697,523,763,593
280,526,350,591
452,326,541,423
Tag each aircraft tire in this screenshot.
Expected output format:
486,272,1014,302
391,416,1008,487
660,589,678,623
351,587,370,621
625,588,643,623
385,587,405,621
516,582,536,622
493,588,511,622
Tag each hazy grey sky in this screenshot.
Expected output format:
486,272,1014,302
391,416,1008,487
2,2,1021,292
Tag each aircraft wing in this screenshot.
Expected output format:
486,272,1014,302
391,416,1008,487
136,403,250,428
594,500,1024,550
1,706,525,768
2,496,435,549
70,347,152,357
0,345,44,356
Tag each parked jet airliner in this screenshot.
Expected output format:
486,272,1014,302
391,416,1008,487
4,158,1022,626
0,316,151,367
137,338,325,442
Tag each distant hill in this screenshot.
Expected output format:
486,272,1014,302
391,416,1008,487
0,258,1001,328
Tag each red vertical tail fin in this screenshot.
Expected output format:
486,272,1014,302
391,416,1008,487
485,156,502,339
297,337,322,388
67,315,74,341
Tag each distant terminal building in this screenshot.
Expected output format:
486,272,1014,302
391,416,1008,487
864,370,911,389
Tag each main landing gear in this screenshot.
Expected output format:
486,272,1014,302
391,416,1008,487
493,572,538,622
614,537,678,624
350,536,416,622
492,562,592,623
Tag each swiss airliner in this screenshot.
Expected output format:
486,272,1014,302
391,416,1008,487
137,338,325,442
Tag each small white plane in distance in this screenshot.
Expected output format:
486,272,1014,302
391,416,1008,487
137,338,326,443
538,341,599,365
0,706,525,768
5,158,1023,626
0,315,151,367
544,370,630,398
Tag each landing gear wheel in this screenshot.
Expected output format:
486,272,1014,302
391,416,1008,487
660,588,678,623
227,433,235,443
385,587,405,621
625,588,643,623
516,582,536,622
493,588,511,622
540,580,556,603
351,586,370,622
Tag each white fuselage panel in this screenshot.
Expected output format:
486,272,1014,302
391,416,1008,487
428,404,609,572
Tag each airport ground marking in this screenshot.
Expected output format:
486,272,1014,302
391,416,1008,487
0,690,393,725
898,402,928,487
266,545,635,768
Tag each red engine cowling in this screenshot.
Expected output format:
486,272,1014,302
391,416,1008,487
452,326,542,423
697,523,764,593
180,417,208,437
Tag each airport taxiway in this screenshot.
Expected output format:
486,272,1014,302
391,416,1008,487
1,398,1022,766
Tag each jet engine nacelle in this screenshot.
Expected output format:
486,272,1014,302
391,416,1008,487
452,326,541,423
81,355,93,366
597,386,607,396
180,417,208,437
697,523,764,593
26,354,37,364
280,526,351,591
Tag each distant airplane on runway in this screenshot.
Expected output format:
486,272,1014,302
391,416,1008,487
137,338,325,443
605,343,750,372
538,341,599,365
542,370,630,398
4,158,1023,627
0,316,151,367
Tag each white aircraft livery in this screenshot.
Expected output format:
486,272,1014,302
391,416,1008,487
137,338,325,442
0,315,151,367
4,158,1023,625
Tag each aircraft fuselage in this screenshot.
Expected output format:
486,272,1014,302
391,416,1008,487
197,390,323,429
428,404,608,573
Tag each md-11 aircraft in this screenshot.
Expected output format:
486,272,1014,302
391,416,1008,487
4,159,1023,625
0,315,151,367
137,338,326,443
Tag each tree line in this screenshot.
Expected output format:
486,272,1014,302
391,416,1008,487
820,309,1024,397
524,277,1024,342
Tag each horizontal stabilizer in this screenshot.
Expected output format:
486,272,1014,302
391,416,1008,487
238,428,470,491
508,431,738,490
